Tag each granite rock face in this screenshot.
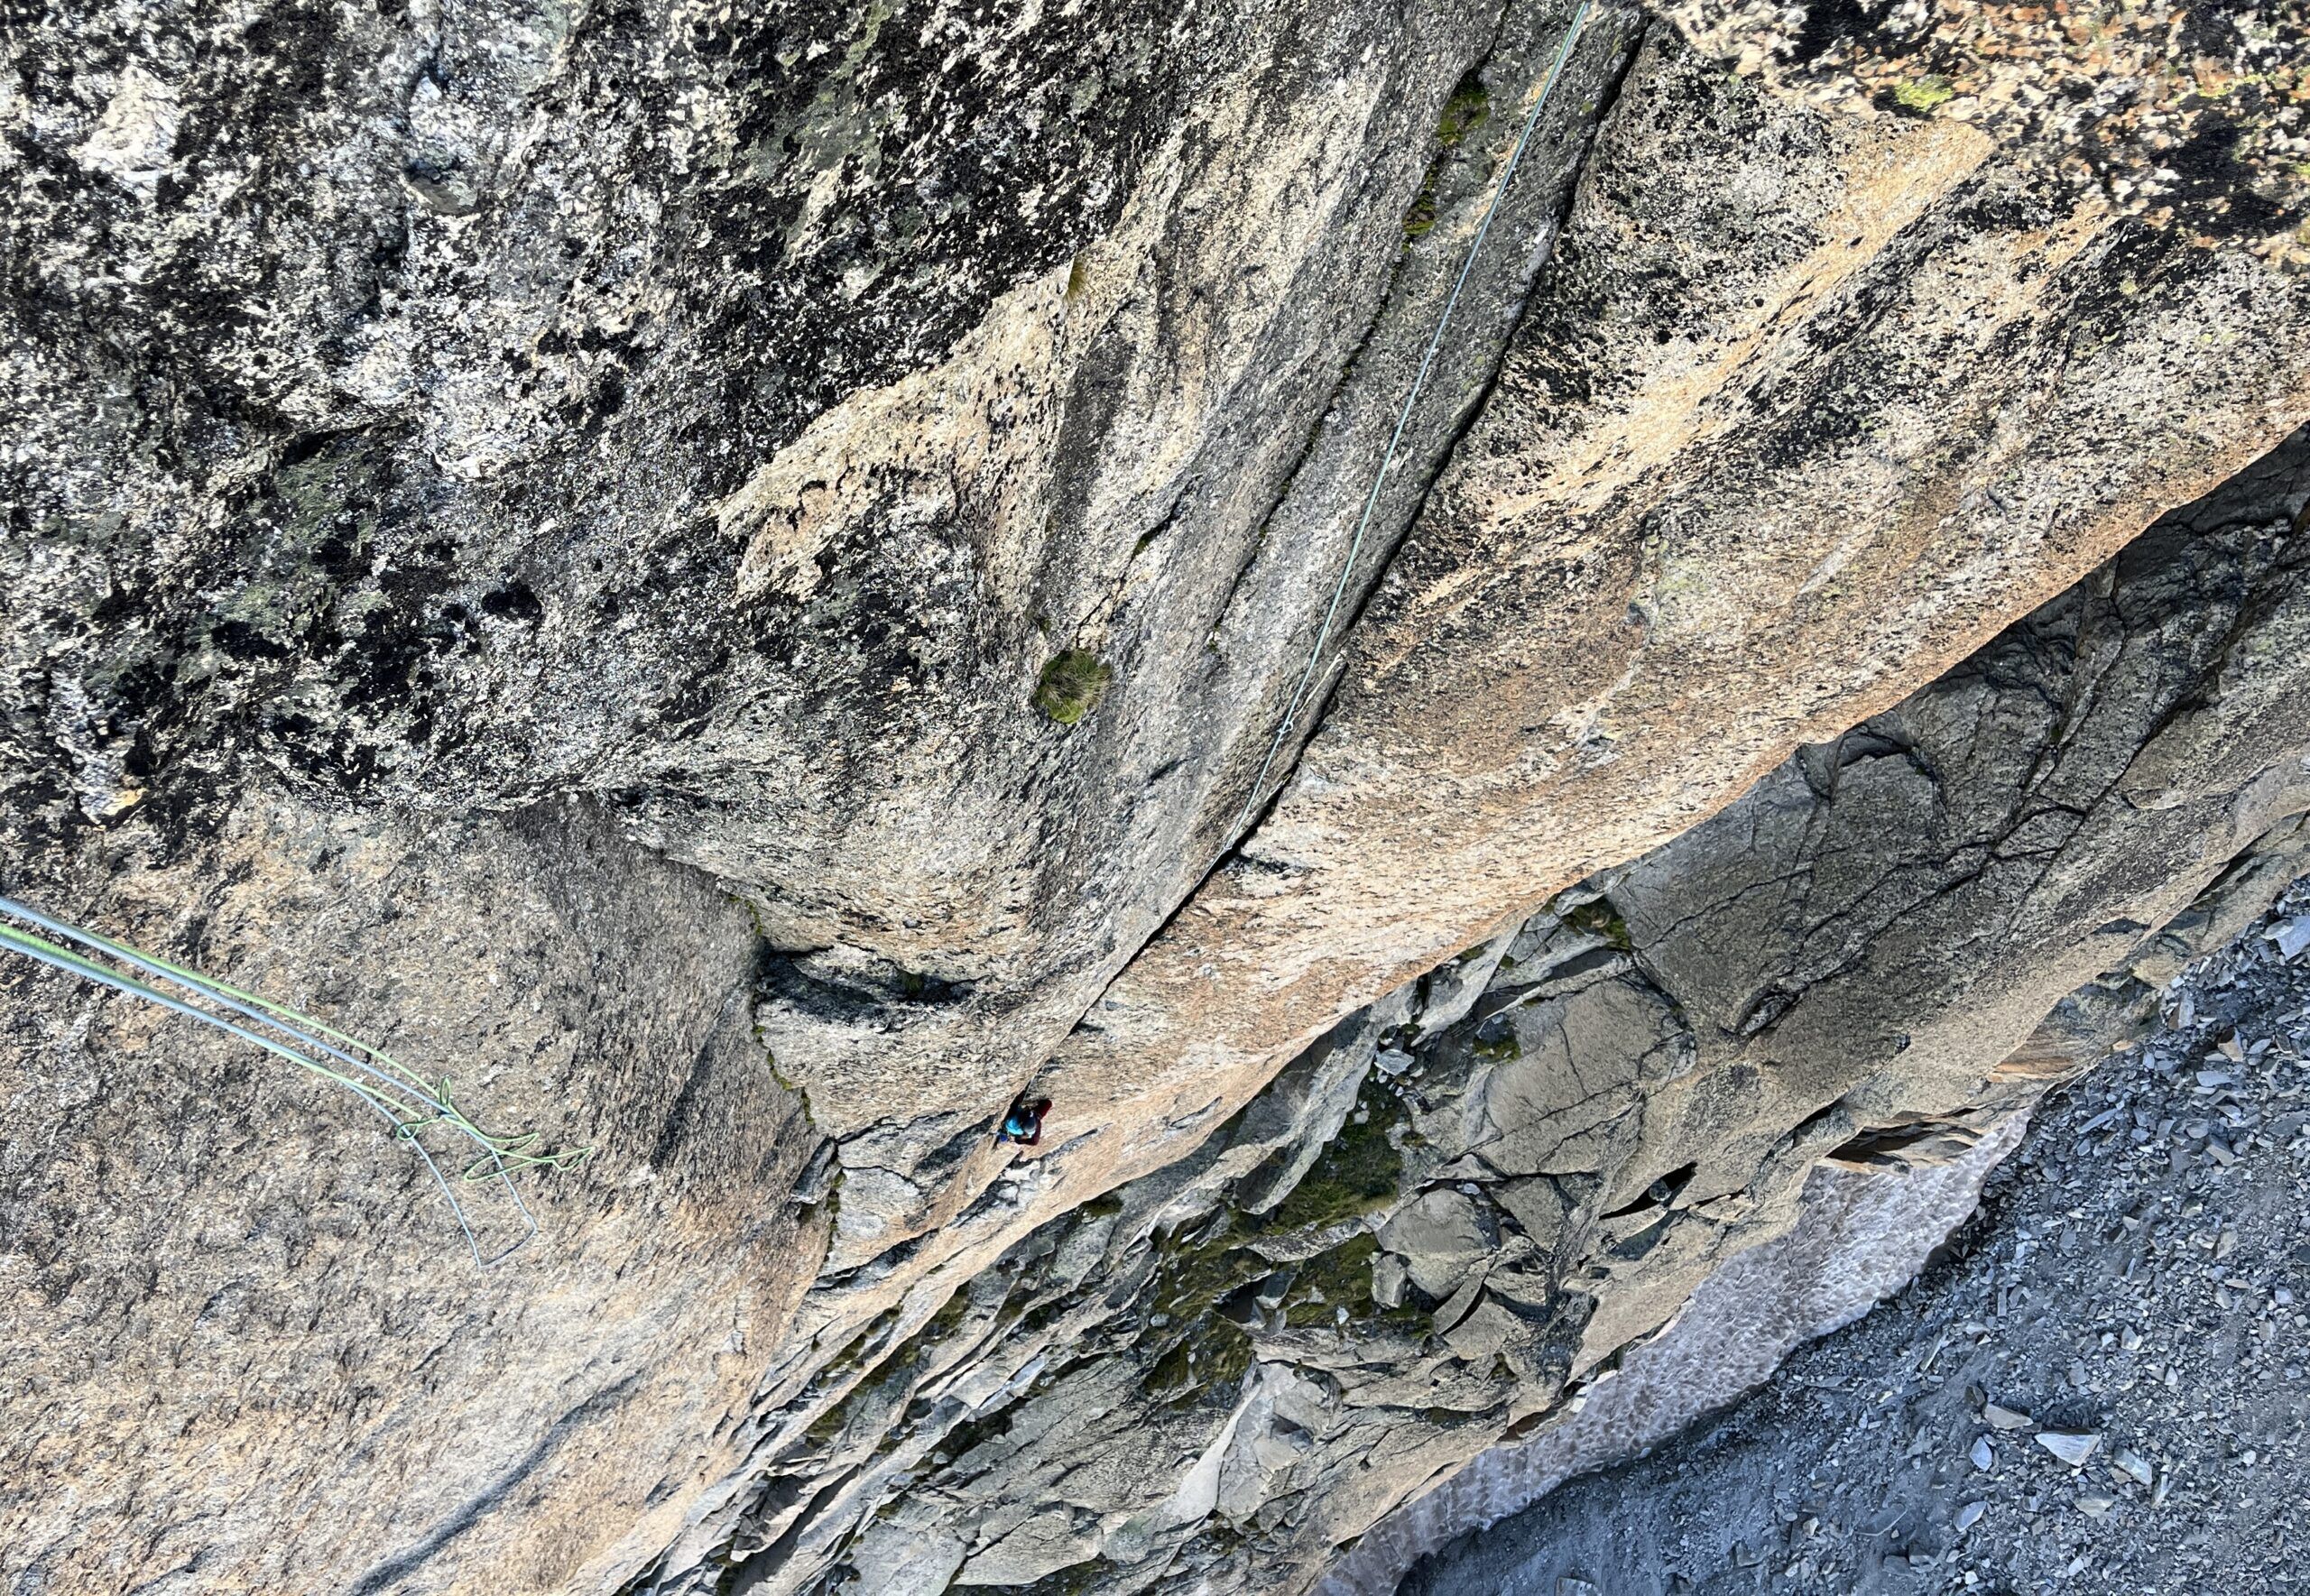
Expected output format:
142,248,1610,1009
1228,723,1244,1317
660,425,2308,1596
2,0,2307,1592
1397,872,2310,1596
2,798,824,1595
1046,23,2310,1276
1665,0,2310,258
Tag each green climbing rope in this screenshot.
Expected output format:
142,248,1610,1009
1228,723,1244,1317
0,894,590,1267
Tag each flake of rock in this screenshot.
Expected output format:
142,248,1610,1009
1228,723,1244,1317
2268,916,2310,961
1557,1579,1602,1596
1379,1189,1491,1299
2037,1431,2101,1466
2112,1449,2155,1486
1984,1403,2034,1431
2075,1492,2116,1518
1955,1500,1988,1532
1970,1435,1994,1470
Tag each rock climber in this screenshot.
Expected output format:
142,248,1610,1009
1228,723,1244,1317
996,1093,1050,1148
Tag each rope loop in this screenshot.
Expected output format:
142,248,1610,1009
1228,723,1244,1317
0,893,591,1268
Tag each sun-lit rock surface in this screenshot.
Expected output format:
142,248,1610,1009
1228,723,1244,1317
2,0,2305,1591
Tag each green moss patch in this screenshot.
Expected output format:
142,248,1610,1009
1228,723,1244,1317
1471,1013,1522,1062
1403,176,1440,239
1280,1233,1374,1325
1560,896,1631,951
1405,71,1493,239
1263,1074,1406,1232
1143,1314,1255,1404
1032,649,1113,724
1893,75,1954,113
1153,1223,1267,1317
1140,1222,1275,1405
1436,71,1491,146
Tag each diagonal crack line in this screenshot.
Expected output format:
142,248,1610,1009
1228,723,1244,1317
1206,0,1528,699
1224,6,1646,857
1059,10,1646,1056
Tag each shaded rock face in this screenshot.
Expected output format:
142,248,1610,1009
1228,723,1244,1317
1359,1111,2034,1596
3,3,2309,1595
1397,875,2310,1596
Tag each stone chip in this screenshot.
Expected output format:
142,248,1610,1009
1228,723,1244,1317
2037,1431,2101,1467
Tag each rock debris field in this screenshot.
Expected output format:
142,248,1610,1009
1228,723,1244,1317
1402,880,2310,1596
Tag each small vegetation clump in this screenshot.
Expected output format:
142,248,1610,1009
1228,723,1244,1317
1471,1011,1522,1061
1893,74,1954,113
1403,176,1441,240
1280,1233,1378,1326
1032,649,1113,724
1265,1075,1405,1232
1436,71,1491,146
1405,70,1493,238
1560,895,1632,951
1144,1316,1255,1400
1151,1220,1269,1318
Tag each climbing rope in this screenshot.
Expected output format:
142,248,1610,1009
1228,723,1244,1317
0,894,590,1268
1229,0,1597,848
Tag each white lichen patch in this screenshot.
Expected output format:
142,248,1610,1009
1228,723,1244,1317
74,65,180,194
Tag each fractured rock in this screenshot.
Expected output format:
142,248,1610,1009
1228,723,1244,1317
1381,1191,1494,1302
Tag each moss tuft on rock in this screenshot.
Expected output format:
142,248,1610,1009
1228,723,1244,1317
1892,74,1954,113
1404,70,1492,239
1032,649,1113,724
1560,896,1632,951
1436,71,1490,146
1265,1078,1405,1232
1471,1011,1522,1061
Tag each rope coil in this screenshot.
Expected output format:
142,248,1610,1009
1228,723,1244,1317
0,893,590,1268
